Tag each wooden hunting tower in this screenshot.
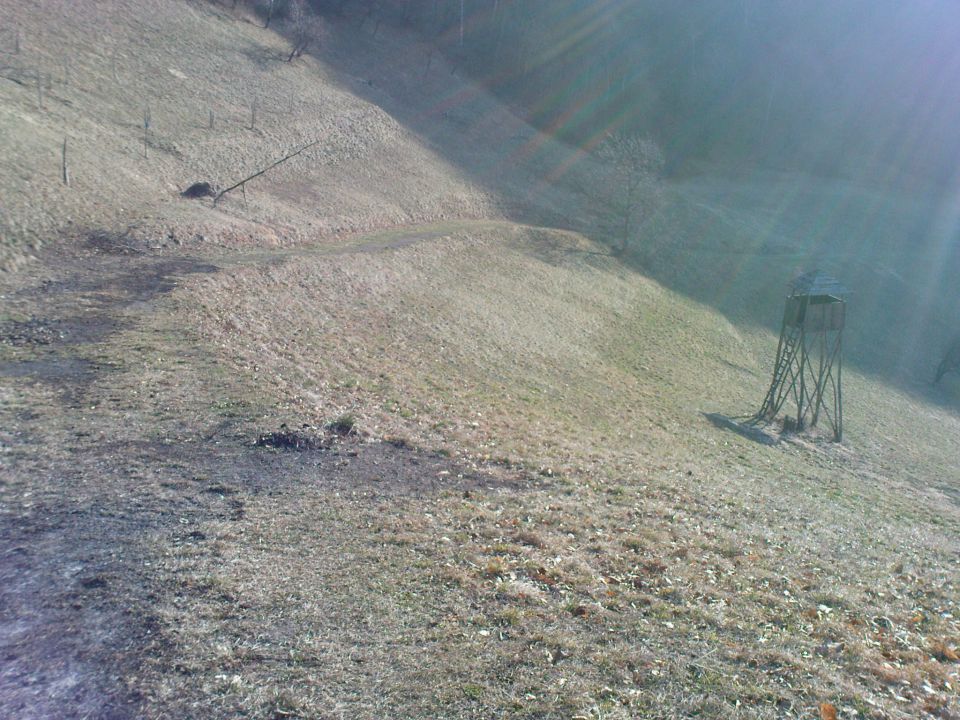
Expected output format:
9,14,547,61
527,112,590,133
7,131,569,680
753,271,847,441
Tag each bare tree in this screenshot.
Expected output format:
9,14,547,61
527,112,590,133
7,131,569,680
264,0,277,28
594,133,664,255
286,0,323,62
358,0,377,30
935,338,960,384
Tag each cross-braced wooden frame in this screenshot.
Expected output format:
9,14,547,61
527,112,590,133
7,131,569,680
750,275,846,442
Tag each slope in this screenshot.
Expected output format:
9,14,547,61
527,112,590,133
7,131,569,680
0,0,588,270
169,219,960,718
1,1,959,719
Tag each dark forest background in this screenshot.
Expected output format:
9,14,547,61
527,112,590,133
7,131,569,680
308,0,960,188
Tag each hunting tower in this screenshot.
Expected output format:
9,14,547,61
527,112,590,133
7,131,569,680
753,271,847,441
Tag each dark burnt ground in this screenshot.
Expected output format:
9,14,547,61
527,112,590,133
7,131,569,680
0,241,518,719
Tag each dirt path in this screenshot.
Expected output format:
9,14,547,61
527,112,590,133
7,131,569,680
0,244,223,717
0,228,516,719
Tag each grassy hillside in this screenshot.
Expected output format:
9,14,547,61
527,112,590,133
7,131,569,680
169,220,960,717
0,0,587,269
1,1,959,719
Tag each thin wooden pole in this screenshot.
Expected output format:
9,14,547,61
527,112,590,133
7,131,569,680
797,326,807,430
62,138,70,186
143,104,151,158
836,333,843,441
811,328,827,427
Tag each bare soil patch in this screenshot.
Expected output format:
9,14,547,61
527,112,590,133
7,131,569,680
0,316,120,346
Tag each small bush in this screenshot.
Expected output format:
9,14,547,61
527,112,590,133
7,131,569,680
328,413,356,435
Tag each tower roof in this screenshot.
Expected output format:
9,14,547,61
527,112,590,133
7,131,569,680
788,270,848,298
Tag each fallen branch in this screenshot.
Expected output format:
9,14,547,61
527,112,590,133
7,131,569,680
213,140,319,206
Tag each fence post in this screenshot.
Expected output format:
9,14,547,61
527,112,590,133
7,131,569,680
143,104,151,158
62,138,70,186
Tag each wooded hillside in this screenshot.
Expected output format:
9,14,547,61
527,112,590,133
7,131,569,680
313,0,960,184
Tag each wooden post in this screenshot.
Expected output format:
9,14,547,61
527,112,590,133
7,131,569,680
14,27,20,54
835,334,842,441
62,138,70,186
143,104,151,158
209,108,215,130
797,325,807,430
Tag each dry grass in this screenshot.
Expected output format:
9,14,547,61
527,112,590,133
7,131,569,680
163,222,960,718
2,1,960,718
4,190,959,719
0,0,589,269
